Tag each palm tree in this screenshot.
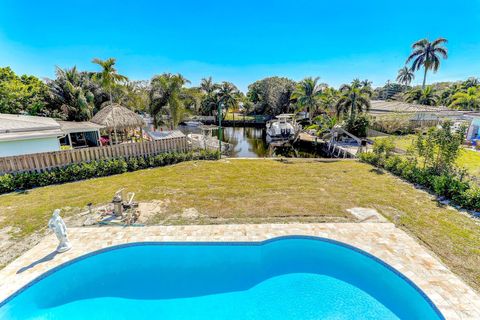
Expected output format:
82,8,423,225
335,82,371,118
449,87,480,110
462,77,480,90
47,66,95,121
217,81,240,121
406,38,448,89
91,58,128,143
404,86,439,106
319,87,339,115
440,83,462,106
149,73,189,128
291,77,324,119
361,79,372,88
200,77,218,96
396,66,415,89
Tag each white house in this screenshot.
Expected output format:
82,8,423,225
0,114,63,157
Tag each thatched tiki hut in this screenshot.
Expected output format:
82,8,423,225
91,103,145,145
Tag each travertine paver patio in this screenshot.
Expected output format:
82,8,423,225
0,223,479,319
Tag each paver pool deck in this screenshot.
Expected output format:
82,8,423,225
0,223,479,319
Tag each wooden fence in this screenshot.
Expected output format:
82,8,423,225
0,137,189,174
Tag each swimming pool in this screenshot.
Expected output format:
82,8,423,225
0,236,444,319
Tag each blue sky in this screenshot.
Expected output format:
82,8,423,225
1,0,479,92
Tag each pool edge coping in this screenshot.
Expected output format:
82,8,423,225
0,235,445,319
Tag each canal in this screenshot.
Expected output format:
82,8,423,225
178,126,326,158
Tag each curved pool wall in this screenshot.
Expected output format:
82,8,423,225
0,236,444,320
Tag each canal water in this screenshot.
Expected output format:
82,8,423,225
178,126,326,158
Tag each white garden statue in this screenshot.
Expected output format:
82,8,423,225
48,209,72,253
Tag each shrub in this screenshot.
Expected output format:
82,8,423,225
343,114,370,137
360,142,480,211
0,150,220,194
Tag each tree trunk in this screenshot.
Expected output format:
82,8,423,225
422,67,428,89
110,90,118,144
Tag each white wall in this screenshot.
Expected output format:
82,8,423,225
0,137,61,157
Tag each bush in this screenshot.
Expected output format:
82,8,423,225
360,147,480,211
0,150,220,194
343,114,370,137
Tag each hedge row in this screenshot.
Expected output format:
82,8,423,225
0,150,220,194
359,152,480,211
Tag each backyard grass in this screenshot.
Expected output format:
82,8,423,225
223,112,255,121
373,134,480,177
0,159,479,291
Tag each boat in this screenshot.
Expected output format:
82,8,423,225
266,114,300,143
183,121,203,127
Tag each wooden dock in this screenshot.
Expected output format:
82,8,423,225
298,132,370,158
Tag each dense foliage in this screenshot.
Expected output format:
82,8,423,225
0,67,50,115
359,123,480,211
0,150,220,194
246,77,296,115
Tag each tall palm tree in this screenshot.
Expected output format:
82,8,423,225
405,86,439,106
92,58,128,143
449,87,480,110
200,77,218,96
149,73,190,128
396,66,415,89
291,77,324,119
406,38,448,89
217,81,240,120
335,82,371,118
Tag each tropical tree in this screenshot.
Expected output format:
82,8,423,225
182,87,204,114
335,82,371,118
47,66,95,121
118,80,149,112
246,77,296,115
406,38,448,89
462,77,480,90
149,73,190,128
291,77,324,119
217,81,240,120
0,67,49,115
319,87,339,115
92,58,128,143
449,87,480,110
404,86,439,106
361,79,372,89
200,77,218,96
439,83,462,106
396,66,415,88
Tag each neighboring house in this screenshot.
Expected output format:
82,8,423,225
0,114,63,157
369,100,465,128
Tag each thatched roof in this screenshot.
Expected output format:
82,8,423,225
91,103,145,130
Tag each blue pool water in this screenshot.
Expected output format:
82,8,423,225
0,237,443,319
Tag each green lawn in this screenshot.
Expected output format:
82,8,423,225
224,112,255,121
373,134,480,177
1,159,479,291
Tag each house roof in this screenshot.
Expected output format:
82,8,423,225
147,130,185,140
91,103,145,130
56,121,104,134
0,114,64,142
369,100,452,115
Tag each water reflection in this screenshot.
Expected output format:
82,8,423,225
222,127,269,158
178,126,325,158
